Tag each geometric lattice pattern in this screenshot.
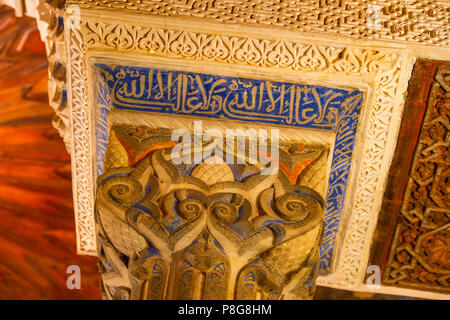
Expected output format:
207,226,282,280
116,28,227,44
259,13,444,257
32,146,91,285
383,65,450,293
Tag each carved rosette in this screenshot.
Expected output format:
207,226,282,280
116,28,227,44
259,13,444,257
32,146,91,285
96,125,326,299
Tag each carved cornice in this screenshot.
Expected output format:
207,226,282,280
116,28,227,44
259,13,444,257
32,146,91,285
68,0,450,46
66,7,414,289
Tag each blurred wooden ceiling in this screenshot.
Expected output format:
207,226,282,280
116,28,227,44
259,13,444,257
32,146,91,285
0,5,101,299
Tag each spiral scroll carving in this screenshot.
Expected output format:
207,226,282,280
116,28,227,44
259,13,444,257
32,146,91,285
178,198,205,221
102,176,144,206
275,193,313,222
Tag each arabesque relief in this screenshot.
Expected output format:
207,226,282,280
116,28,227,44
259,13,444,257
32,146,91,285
96,124,328,299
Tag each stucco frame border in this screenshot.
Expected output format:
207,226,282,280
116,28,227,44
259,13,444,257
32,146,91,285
65,9,417,289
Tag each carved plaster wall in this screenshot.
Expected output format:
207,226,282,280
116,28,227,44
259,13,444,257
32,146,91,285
385,65,449,293
4,0,450,298
65,6,418,294
369,60,450,296
70,0,450,46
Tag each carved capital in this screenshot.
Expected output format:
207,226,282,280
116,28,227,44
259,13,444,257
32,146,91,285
96,124,326,299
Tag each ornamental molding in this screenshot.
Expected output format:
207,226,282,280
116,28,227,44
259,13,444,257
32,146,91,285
383,64,450,293
66,7,416,290
67,0,450,47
